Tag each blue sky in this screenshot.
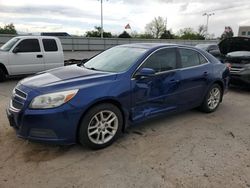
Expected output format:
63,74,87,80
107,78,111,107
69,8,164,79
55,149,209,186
0,0,249,37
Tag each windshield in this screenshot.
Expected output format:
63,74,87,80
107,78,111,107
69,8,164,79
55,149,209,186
84,46,147,72
0,38,20,51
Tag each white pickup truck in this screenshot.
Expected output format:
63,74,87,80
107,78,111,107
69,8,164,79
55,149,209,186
0,36,64,81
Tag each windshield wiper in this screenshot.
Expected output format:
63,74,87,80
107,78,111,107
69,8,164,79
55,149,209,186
82,64,99,71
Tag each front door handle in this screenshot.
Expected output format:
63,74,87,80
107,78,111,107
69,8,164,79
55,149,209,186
37,54,43,58
204,72,208,76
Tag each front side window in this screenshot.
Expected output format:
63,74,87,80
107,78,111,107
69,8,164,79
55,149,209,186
42,39,58,52
141,48,177,73
179,48,207,68
15,39,40,53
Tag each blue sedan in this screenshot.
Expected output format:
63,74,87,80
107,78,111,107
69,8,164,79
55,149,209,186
6,43,230,149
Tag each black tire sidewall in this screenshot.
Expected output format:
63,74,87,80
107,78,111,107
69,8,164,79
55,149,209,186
0,68,6,82
79,103,123,150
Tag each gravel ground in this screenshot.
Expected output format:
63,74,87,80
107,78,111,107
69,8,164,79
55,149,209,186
0,78,250,188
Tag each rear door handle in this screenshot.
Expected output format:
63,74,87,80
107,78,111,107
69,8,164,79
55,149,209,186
37,55,43,58
204,71,208,76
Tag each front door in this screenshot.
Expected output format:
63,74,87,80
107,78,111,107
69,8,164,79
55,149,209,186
9,38,44,75
131,47,181,121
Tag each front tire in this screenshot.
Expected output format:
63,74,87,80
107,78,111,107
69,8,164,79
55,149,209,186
200,84,222,113
79,103,123,149
0,68,6,82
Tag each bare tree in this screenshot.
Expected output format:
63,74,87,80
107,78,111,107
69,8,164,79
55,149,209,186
198,25,206,37
145,16,166,38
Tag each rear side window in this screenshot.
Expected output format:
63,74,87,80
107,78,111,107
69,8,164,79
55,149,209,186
141,48,177,73
179,48,207,68
15,39,40,53
42,39,58,52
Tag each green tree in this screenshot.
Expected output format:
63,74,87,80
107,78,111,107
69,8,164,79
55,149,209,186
178,27,205,40
145,16,166,38
137,33,154,39
85,26,112,38
160,30,174,39
0,23,17,34
118,31,131,38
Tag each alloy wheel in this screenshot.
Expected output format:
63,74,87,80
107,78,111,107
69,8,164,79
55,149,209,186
87,110,119,145
207,87,221,110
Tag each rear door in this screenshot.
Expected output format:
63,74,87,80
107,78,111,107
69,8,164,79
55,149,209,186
9,38,44,75
177,47,211,108
131,47,182,121
42,38,64,70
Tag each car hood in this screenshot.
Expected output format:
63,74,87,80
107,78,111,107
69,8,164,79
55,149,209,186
227,51,250,58
219,37,250,55
20,65,117,91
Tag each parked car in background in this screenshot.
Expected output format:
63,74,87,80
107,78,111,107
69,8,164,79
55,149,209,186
41,32,71,37
0,36,64,81
219,37,250,86
6,43,230,149
195,43,219,52
195,43,222,61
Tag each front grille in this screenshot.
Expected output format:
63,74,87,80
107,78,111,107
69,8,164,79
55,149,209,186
12,100,23,109
230,67,244,74
9,88,27,112
15,89,27,99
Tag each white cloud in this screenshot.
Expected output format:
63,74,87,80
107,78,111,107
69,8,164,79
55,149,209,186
0,0,249,37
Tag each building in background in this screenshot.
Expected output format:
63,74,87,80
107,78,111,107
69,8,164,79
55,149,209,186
238,26,250,37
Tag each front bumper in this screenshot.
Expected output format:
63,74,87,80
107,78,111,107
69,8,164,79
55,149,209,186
6,100,83,145
230,72,250,86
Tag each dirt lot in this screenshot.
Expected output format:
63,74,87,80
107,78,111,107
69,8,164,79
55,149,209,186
0,79,250,188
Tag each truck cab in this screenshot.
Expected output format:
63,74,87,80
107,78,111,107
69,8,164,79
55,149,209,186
0,36,64,81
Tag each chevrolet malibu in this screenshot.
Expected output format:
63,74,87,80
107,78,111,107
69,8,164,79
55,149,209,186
6,44,230,149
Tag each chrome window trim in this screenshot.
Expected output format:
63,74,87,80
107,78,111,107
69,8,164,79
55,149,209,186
131,46,210,80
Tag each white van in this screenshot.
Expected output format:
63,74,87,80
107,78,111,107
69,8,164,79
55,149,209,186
0,36,64,81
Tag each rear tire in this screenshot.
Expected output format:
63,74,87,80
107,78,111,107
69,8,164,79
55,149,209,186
79,103,123,150
0,68,6,82
200,84,222,113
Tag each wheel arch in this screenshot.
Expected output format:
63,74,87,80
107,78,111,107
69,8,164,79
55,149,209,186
0,63,9,75
75,98,128,142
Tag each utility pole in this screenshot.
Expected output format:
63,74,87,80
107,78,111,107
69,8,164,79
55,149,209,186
203,12,215,39
99,0,108,38
100,0,103,38
165,17,167,31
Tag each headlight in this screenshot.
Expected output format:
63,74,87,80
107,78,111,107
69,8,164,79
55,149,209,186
29,89,78,109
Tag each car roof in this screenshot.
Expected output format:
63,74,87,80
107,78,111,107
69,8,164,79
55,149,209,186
120,43,192,49
14,35,59,40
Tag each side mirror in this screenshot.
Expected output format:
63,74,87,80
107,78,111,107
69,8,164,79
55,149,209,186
135,68,155,79
12,46,20,53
